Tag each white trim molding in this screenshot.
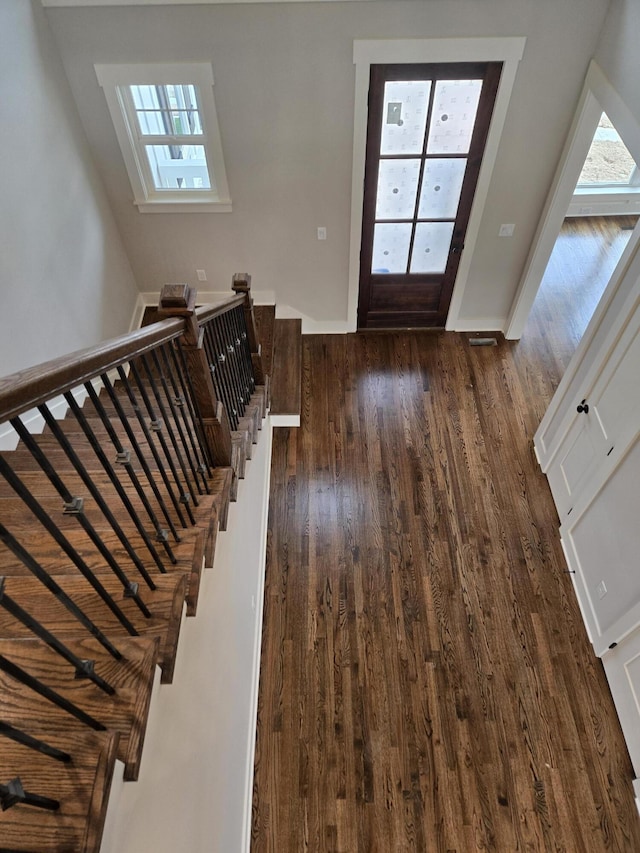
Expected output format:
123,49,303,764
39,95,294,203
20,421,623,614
348,37,526,332
506,60,640,340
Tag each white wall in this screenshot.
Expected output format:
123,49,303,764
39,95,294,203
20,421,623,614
596,0,640,122
46,0,609,330
0,0,138,378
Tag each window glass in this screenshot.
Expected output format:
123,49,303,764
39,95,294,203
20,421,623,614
144,145,211,190
578,113,637,186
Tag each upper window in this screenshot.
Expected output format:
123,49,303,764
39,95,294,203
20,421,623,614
95,63,231,213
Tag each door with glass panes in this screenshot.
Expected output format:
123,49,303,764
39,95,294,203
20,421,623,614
357,62,502,328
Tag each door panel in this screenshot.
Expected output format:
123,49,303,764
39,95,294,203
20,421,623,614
358,62,502,329
546,297,640,516
602,628,640,777
561,433,640,654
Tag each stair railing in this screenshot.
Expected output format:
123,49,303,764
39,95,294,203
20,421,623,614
0,277,266,818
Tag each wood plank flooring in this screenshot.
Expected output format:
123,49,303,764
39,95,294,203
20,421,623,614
270,318,303,418
252,217,640,852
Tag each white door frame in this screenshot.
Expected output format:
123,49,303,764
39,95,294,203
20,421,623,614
347,37,526,331
506,60,640,340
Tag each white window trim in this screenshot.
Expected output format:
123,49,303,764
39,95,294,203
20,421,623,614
95,62,231,213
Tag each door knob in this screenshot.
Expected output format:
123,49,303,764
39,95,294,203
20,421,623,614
576,399,589,414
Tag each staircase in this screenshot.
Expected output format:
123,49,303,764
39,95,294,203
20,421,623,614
0,276,270,852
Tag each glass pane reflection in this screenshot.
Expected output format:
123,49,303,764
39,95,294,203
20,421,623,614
372,223,412,274
380,81,431,155
427,80,482,154
418,158,467,219
410,222,454,273
375,160,421,219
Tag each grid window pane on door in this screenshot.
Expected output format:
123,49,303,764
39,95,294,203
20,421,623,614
371,77,483,276
427,80,483,154
372,223,412,273
380,81,431,154
375,159,421,218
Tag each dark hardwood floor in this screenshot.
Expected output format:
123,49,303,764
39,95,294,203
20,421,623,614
252,217,640,852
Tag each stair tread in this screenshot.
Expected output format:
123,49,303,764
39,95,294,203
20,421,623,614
270,318,301,418
0,573,185,685
0,494,206,613
0,726,118,853
0,443,224,529
0,635,158,781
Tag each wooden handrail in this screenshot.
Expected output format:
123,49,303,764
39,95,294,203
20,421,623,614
0,293,247,425
0,318,184,423
195,295,245,325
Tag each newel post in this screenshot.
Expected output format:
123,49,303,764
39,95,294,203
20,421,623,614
231,273,266,385
158,284,233,467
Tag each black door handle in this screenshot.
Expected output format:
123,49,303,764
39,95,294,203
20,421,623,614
577,399,589,414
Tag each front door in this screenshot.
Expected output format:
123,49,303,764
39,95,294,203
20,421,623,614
357,62,502,329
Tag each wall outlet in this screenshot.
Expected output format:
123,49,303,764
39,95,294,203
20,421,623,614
317,227,327,241
196,269,207,282
596,580,607,599
498,224,515,237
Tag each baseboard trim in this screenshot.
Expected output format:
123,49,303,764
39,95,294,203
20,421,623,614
449,316,506,333
132,290,277,329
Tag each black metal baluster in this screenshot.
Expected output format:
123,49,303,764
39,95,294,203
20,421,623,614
101,371,181,546
233,304,256,399
36,404,156,605
63,391,165,582
204,322,238,430
0,655,104,730
153,347,207,494
128,361,196,525
140,353,199,505
84,382,173,567
0,522,125,657
210,318,240,427
0,578,115,695
201,324,223,420
174,340,215,471
230,308,252,405
116,365,189,529
0,778,60,812
0,722,71,763
230,306,253,407
0,460,135,645
221,311,246,418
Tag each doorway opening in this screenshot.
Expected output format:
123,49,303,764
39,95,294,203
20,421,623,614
506,62,640,343
522,109,639,373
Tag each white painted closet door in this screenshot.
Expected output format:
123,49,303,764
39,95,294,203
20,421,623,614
602,628,640,777
561,433,640,655
547,295,640,518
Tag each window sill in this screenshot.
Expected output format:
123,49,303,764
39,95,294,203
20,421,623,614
134,199,233,214
567,186,640,217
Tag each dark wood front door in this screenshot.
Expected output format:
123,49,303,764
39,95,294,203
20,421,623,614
357,62,502,329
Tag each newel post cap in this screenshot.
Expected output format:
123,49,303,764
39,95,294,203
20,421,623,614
232,273,252,294
158,284,197,315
